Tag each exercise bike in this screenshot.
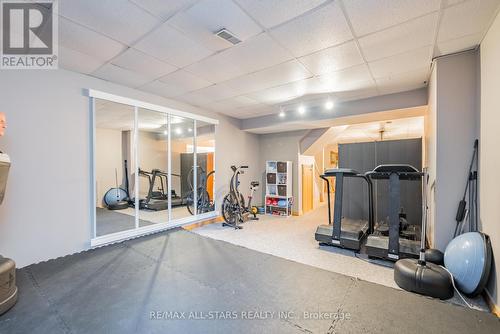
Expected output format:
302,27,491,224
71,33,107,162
185,166,215,215
221,165,259,229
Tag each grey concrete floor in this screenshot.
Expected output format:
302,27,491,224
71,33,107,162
0,228,498,334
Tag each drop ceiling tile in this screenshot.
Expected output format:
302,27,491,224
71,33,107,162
168,0,262,52
368,46,432,78
188,83,241,101
112,48,177,78
58,46,106,74
185,33,293,83
247,77,327,104
435,33,482,57
140,80,179,98
270,1,353,57
234,0,328,29
92,63,154,88
175,90,217,107
207,96,263,112
59,0,160,45
134,23,214,68
222,60,312,95
359,13,438,62
343,0,441,36
376,67,430,95
130,0,197,20
316,64,374,91
298,41,364,76
437,0,500,42
59,17,126,61
158,70,212,96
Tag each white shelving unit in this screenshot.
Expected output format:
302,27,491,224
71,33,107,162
265,161,293,217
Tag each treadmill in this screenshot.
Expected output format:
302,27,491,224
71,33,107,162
151,169,185,207
138,169,168,211
365,165,422,261
315,168,374,251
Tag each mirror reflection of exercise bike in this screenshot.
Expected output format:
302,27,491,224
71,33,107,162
185,166,215,215
221,165,259,229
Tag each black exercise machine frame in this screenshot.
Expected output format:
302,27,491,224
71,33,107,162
365,165,423,260
320,168,374,247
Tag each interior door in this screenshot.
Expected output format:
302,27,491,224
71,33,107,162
302,164,313,213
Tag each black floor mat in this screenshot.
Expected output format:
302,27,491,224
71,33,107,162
1,229,498,333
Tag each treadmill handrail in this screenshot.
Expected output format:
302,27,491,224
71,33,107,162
366,164,423,180
320,171,374,242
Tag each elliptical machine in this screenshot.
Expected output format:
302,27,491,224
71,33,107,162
221,165,259,229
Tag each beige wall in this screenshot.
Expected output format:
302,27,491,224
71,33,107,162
95,128,123,208
480,10,500,308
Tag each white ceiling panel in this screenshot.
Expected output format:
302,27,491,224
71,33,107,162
343,0,441,36
234,0,328,29
376,67,430,95
368,46,432,78
140,80,179,98
59,0,160,45
58,46,106,74
359,13,438,61
168,0,262,52
317,64,374,91
247,77,328,104
59,17,126,61
222,60,312,95
134,23,214,68
158,70,212,97
298,41,364,76
129,0,197,20
207,96,263,112
437,0,500,42
185,33,293,83
92,63,154,88
435,32,482,56
187,83,241,101
270,1,353,57
112,48,177,78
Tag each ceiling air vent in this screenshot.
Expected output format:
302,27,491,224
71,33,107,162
215,28,241,45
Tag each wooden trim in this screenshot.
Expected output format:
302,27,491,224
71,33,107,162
183,216,223,231
292,211,300,216
483,289,500,317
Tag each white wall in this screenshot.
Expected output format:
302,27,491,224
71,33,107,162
258,130,306,213
426,50,480,251
480,10,500,308
95,128,122,207
0,69,259,267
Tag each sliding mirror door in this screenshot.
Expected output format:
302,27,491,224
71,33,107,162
171,116,195,221
137,108,169,226
94,99,136,237
195,120,216,215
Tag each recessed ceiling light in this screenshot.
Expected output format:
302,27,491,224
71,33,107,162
175,128,182,135
188,128,193,132
325,100,334,110
163,130,168,135
279,109,285,118
298,105,306,114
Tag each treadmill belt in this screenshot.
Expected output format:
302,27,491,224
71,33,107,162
315,218,369,250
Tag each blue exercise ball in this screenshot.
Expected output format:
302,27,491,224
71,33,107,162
444,232,492,296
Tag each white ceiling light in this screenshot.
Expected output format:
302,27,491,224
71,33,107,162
163,130,168,135
279,107,285,118
325,99,334,111
175,128,183,135
188,128,193,132
138,123,162,130
298,105,306,114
